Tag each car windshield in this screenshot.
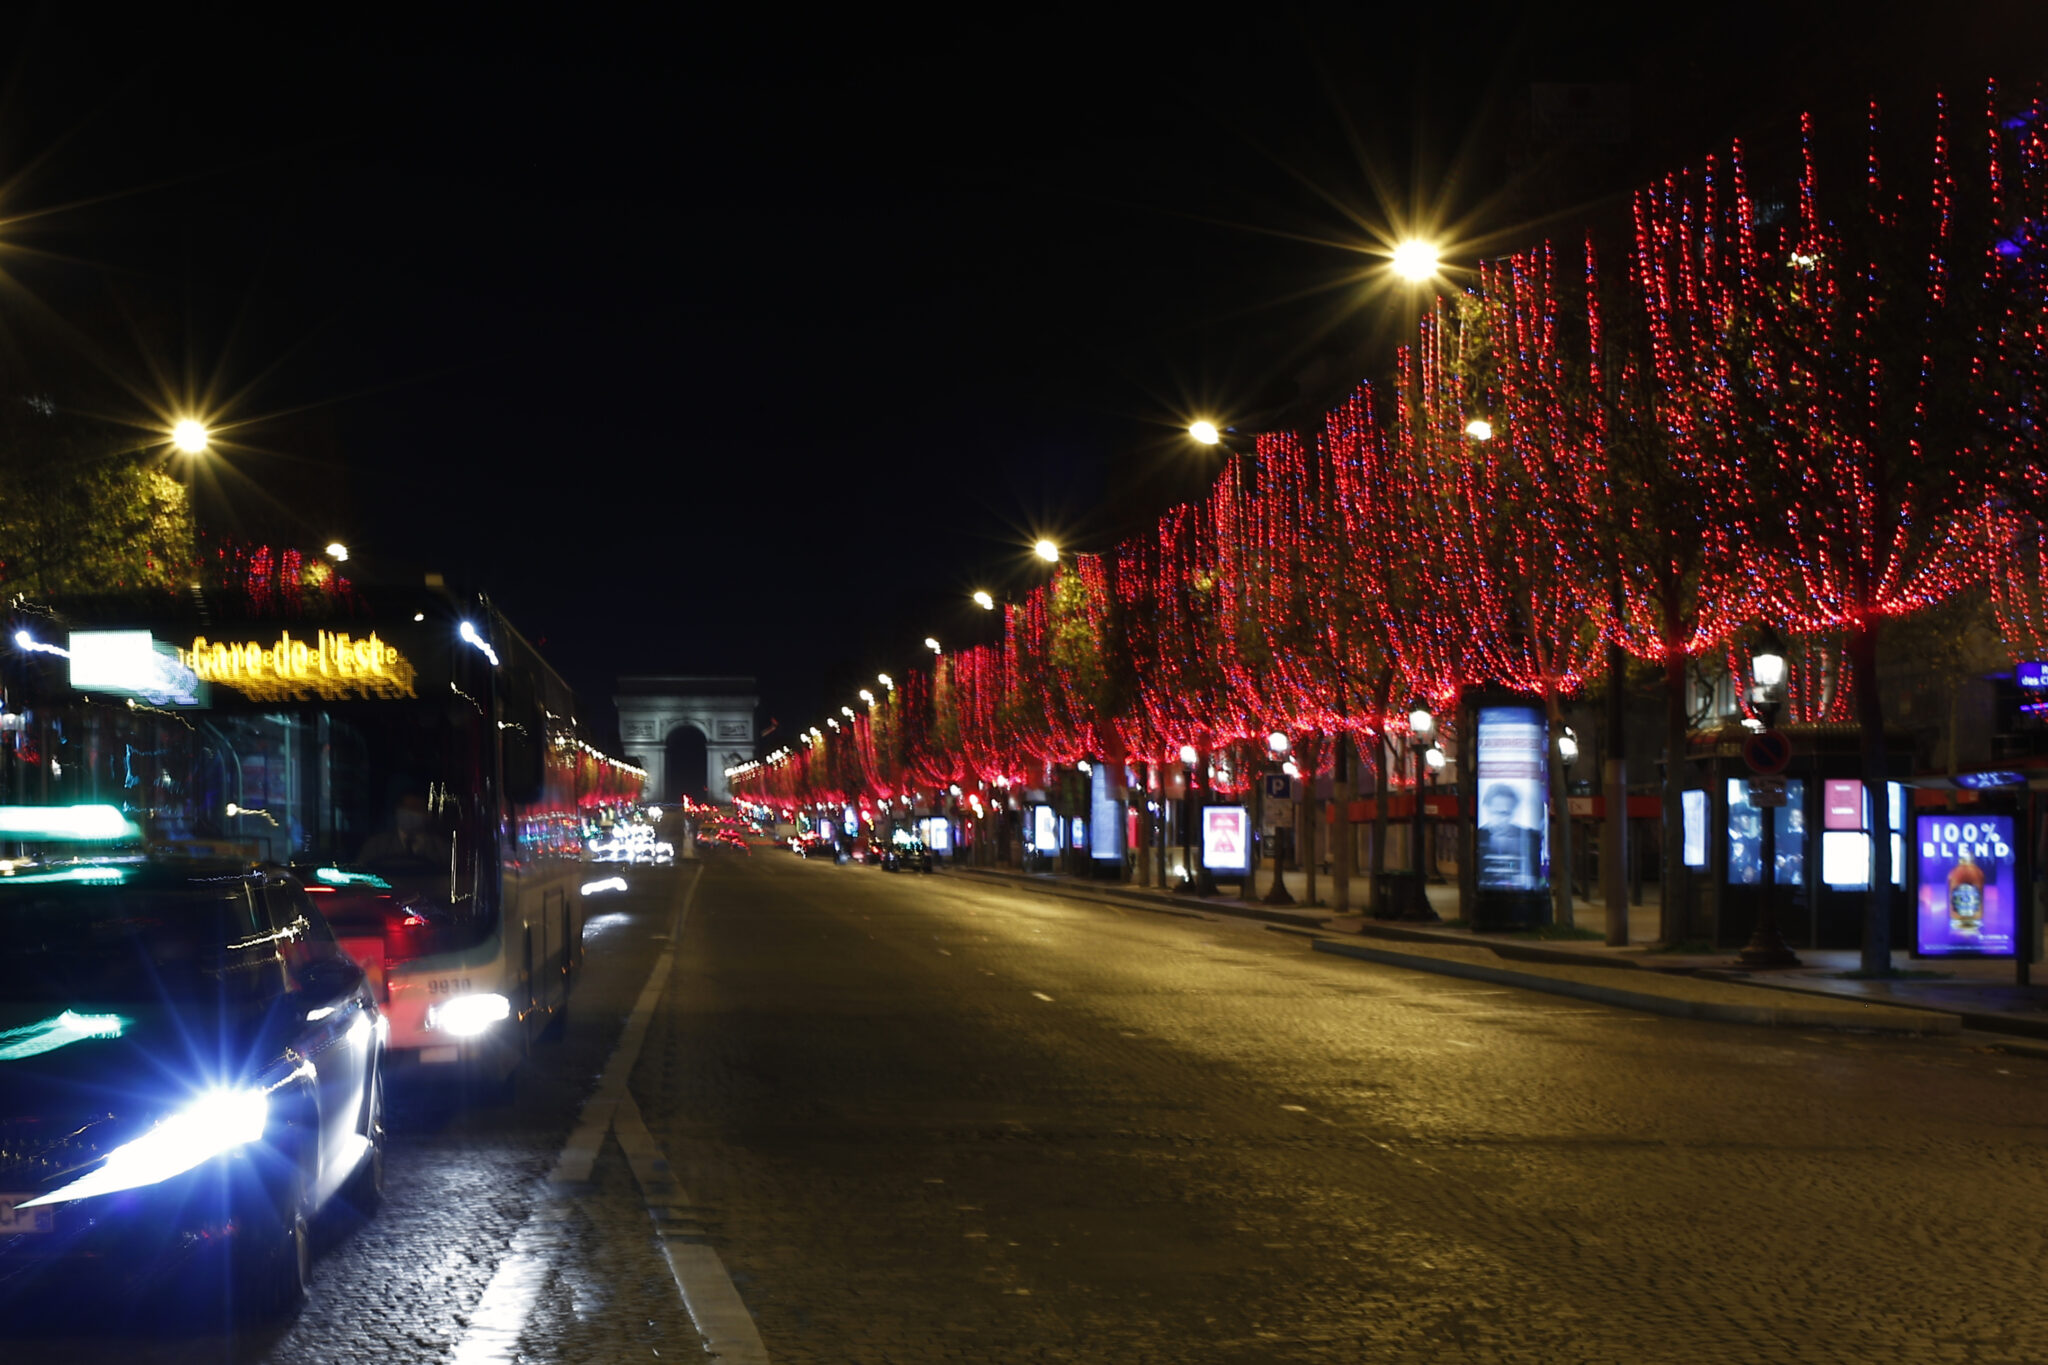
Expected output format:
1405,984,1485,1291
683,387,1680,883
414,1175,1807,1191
0,877,270,1004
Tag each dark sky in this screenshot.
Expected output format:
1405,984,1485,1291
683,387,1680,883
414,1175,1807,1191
0,3,2040,744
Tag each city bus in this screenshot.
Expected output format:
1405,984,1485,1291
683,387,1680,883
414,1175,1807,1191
0,561,644,1096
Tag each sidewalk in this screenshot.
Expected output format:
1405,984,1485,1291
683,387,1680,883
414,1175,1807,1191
944,861,2048,1042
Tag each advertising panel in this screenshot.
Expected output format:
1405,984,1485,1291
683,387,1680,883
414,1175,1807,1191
1090,764,1123,862
1727,778,1805,885
1201,806,1250,875
919,816,952,854
1682,790,1708,868
1822,780,1863,831
1475,705,1547,891
1030,805,1056,853
1915,814,2018,957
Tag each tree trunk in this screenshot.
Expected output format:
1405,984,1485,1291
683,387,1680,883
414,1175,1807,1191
1331,734,1353,914
1547,684,1575,929
1371,731,1389,914
1603,637,1630,946
1135,763,1152,886
1299,733,1319,906
1848,619,1893,974
1659,647,1691,945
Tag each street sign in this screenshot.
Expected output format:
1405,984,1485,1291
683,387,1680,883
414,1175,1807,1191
1742,729,1792,776
1262,773,1297,802
1750,775,1788,807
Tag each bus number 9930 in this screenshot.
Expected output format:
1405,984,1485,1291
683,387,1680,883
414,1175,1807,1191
427,977,474,996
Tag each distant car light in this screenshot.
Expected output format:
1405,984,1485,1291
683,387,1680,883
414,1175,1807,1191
21,1087,269,1208
426,992,512,1037
581,876,628,895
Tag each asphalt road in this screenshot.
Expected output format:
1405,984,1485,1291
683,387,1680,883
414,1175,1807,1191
14,852,2048,1363
646,853,2048,1365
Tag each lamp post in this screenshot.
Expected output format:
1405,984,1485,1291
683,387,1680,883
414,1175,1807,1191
1408,703,1435,919
1173,741,1216,896
1739,626,1800,968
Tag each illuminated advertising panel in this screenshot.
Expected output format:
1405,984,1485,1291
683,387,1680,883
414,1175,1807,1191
1681,790,1708,868
1089,764,1122,862
919,816,952,854
1475,705,1547,891
1823,780,1863,831
1201,806,1250,875
1031,805,1056,853
1915,814,2017,957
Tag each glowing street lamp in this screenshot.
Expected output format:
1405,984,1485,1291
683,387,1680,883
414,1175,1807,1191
1390,239,1441,282
170,419,210,455
1189,420,1221,446
858,689,874,705
841,706,856,719
1033,539,1059,564
924,638,942,654
877,673,893,689
1464,418,1493,442
972,590,996,610
324,542,349,562
1739,624,1799,969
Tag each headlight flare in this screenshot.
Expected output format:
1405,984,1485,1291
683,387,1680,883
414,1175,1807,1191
425,992,512,1038
20,1087,270,1208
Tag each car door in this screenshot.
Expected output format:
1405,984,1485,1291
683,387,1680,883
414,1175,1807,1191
266,881,372,1202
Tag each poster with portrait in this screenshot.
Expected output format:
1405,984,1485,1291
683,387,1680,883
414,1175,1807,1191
1474,705,1548,891
1915,814,2017,957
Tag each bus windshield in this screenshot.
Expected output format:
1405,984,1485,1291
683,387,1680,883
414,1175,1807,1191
0,697,489,927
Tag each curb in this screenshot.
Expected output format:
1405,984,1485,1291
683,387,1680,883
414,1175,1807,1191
1309,939,1961,1035
1350,920,1650,971
1692,968,2048,1042
946,866,1333,930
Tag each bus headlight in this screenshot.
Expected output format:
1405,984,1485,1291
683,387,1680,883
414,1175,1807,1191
426,993,511,1037
21,1087,269,1208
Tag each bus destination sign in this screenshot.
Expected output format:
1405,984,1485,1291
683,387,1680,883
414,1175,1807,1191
182,630,418,701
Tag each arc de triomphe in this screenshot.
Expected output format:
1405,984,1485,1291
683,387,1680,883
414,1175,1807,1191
614,675,758,804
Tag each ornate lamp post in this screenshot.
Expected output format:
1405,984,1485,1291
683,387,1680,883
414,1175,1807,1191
1738,626,1801,968
1262,732,1295,906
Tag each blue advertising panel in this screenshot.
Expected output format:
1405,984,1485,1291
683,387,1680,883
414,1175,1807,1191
1727,778,1805,885
2017,660,2048,689
1681,790,1709,868
1475,705,1547,891
1090,764,1123,862
1915,814,2018,957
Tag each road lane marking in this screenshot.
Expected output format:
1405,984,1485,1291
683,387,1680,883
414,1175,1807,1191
452,865,733,1364
1030,990,1055,1002
615,1091,771,1364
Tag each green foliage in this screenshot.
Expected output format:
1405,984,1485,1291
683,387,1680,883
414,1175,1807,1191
0,399,194,595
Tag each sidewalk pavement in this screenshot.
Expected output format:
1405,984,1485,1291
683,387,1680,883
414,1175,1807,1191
944,861,2048,1043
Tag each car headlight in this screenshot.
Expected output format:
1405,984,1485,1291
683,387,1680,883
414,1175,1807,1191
21,1087,269,1208
426,992,511,1037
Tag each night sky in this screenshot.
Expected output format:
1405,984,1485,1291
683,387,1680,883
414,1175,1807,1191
0,3,2039,745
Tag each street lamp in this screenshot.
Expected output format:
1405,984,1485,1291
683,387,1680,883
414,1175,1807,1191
1390,239,1442,282
1407,702,1435,919
1189,420,1222,446
841,705,855,719
858,689,874,705
170,419,210,455
1739,624,1800,968
324,542,349,562
925,638,942,654
973,590,995,610
1464,418,1493,442
877,673,893,689
1033,539,1059,564
1262,733,1295,907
